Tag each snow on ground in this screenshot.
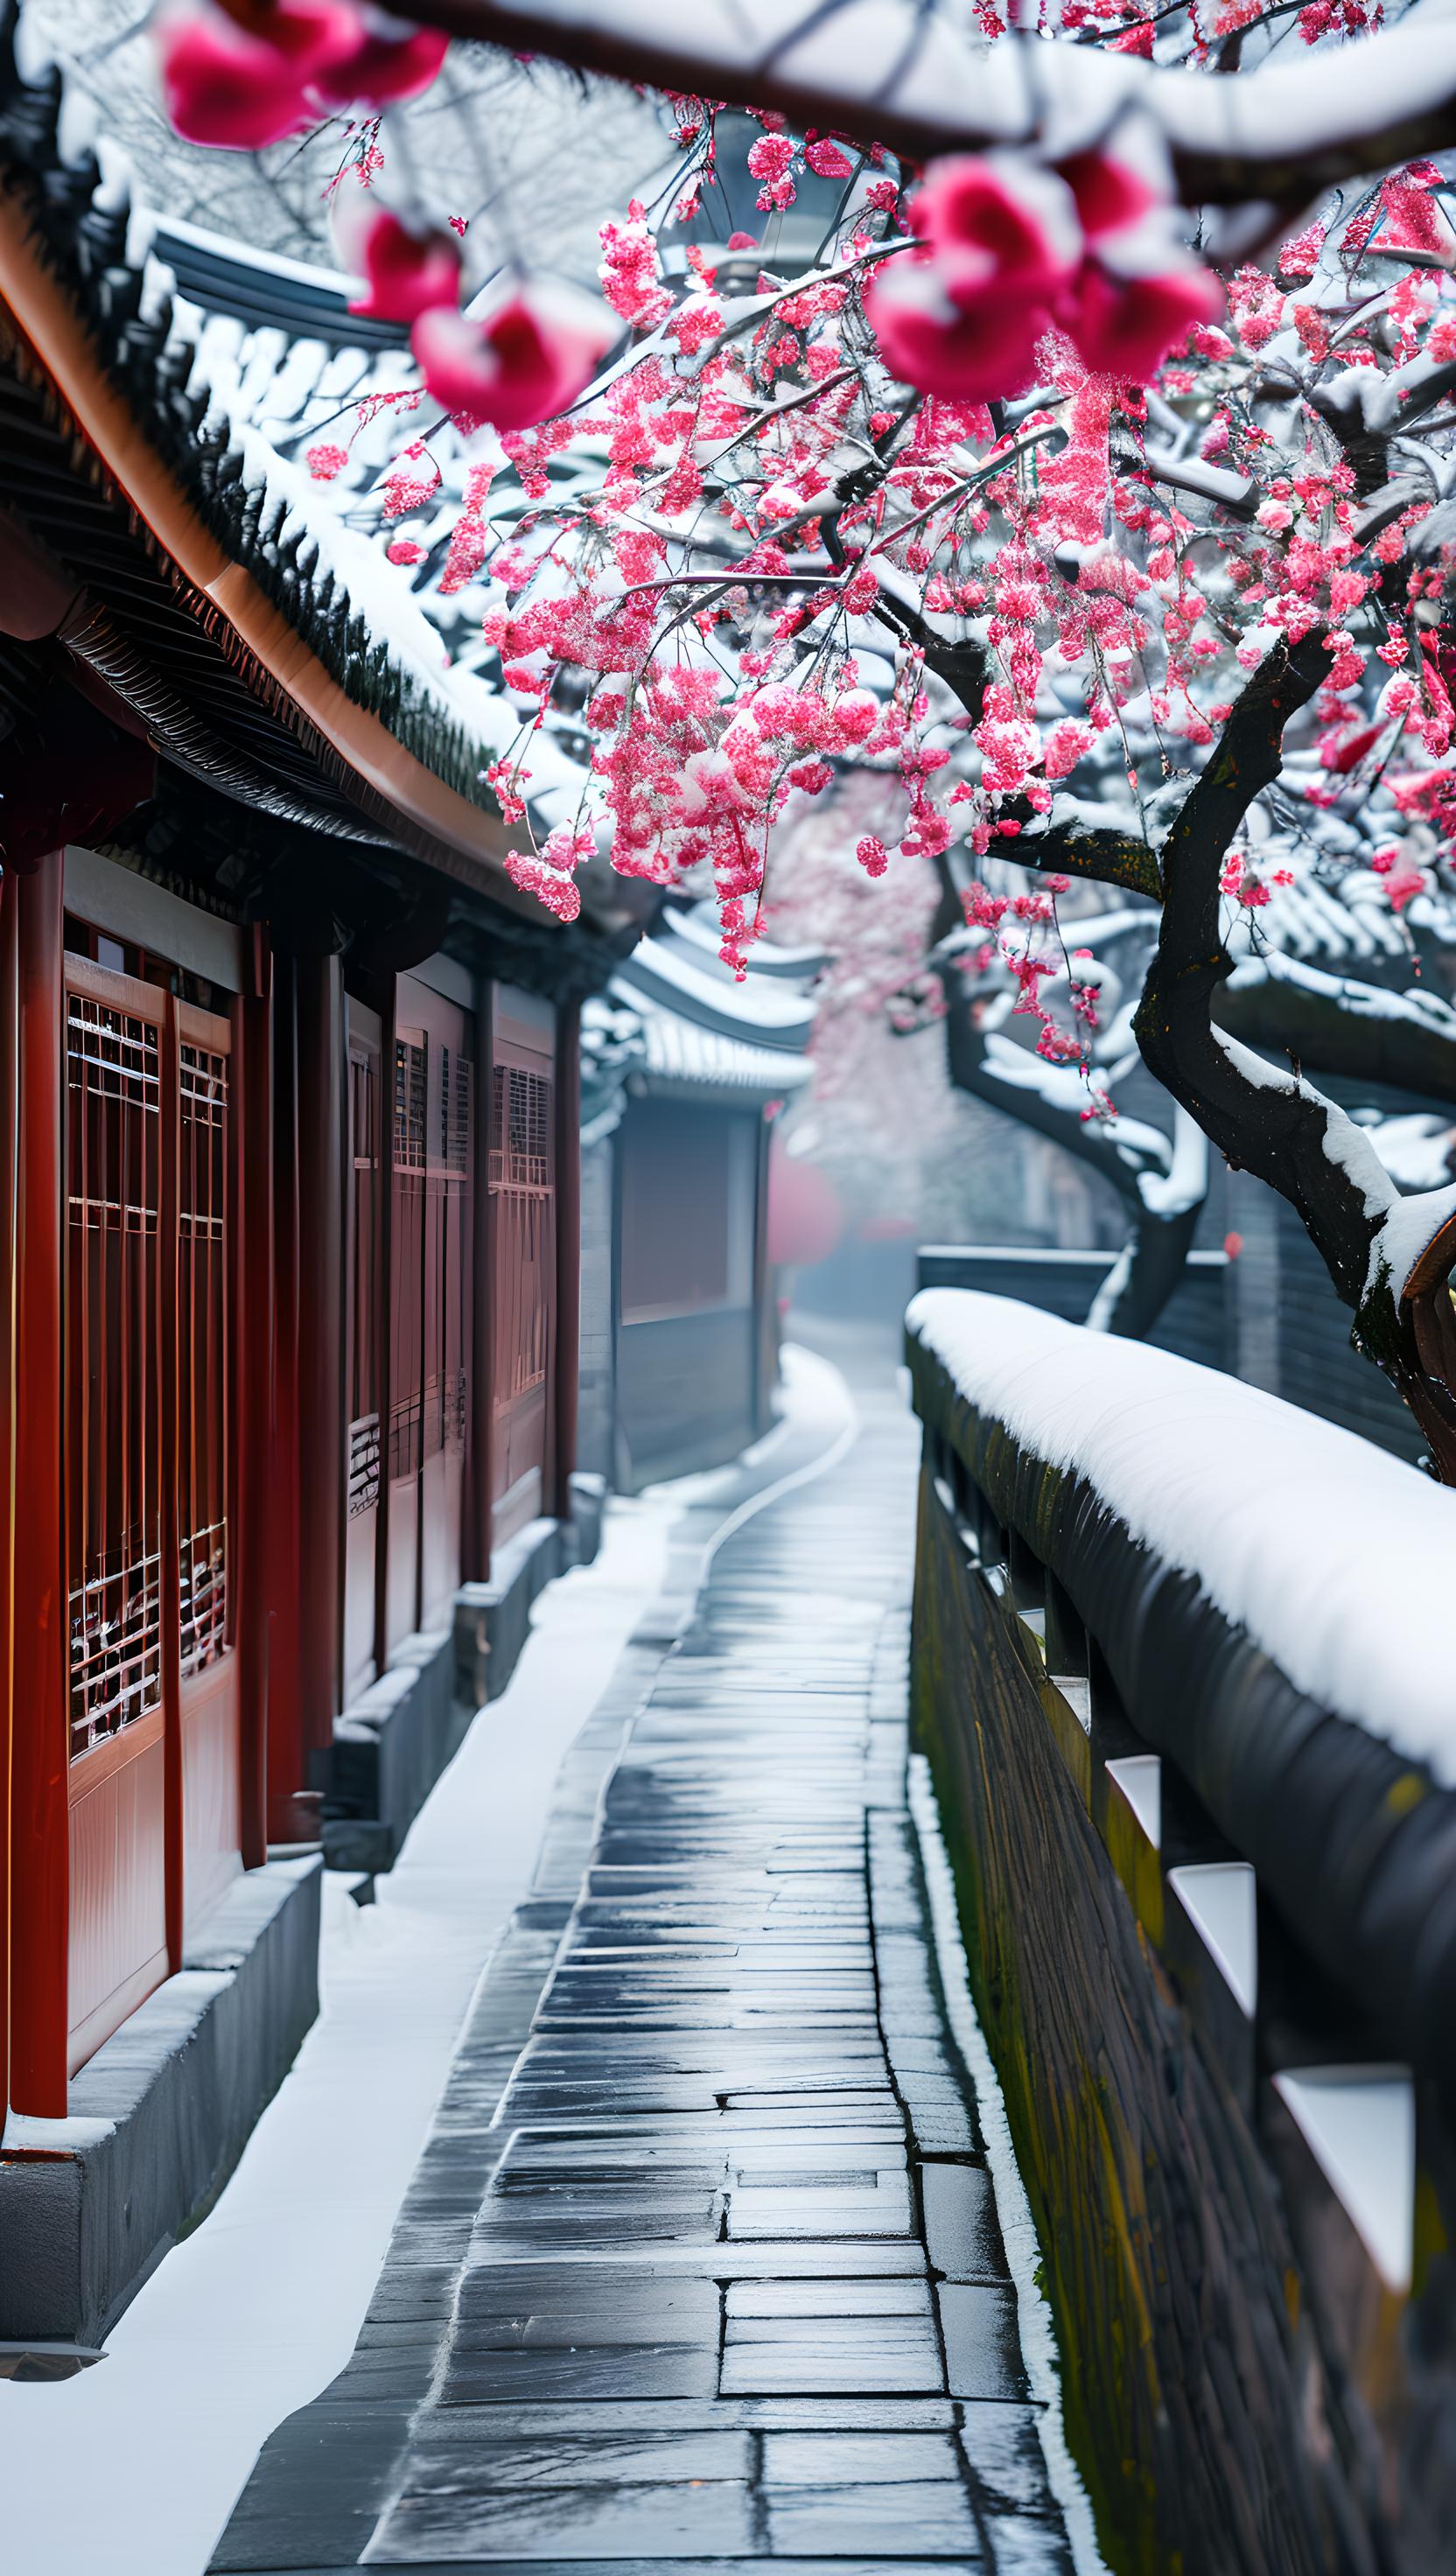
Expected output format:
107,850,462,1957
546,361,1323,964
908,1287,1456,1784
0,1351,843,2576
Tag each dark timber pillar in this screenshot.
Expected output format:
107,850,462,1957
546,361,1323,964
466,975,495,1581
234,933,275,1871
0,868,18,2114
9,853,68,2113
297,956,346,1763
552,999,581,1522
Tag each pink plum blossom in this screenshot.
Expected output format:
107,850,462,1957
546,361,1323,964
310,10,447,106
411,284,613,434
156,0,360,149
334,199,463,326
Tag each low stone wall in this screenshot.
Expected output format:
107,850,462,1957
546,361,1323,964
0,1857,321,2348
907,1296,1456,2576
916,1242,1231,1371
327,1488,606,1873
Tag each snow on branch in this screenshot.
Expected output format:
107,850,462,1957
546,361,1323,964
386,0,1456,206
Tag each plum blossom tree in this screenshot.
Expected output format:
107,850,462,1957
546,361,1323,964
152,0,1456,1468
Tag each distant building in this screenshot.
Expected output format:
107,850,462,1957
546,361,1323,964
580,906,816,1491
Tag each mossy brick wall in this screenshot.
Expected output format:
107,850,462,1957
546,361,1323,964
910,1462,1447,2576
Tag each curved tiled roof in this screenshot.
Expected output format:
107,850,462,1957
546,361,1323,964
0,0,645,957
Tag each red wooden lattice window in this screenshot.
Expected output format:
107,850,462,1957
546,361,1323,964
178,1040,229,1677
66,987,163,1754
490,1061,553,1410
489,1040,555,1545
347,1040,382,1522
342,1007,384,1703
384,987,475,1648
389,1032,426,1488
432,1040,473,1462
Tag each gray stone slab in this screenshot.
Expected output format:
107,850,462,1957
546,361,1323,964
956,2407,1063,2516
368,2477,759,2560
389,2433,754,2487
441,2346,721,2403
760,2433,962,2485
764,2484,984,2558
726,2281,932,2320
984,2517,1077,2572
920,2163,1007,2283
937,2285,1030,2402
718,2343,944,2398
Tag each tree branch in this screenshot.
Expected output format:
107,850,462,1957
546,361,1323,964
942,996,1207,1335
1015,818,1164,901
869,592,990,724
1133,634,1456,1474
382,0,1456,210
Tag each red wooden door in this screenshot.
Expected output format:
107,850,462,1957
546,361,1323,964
63,959,241,2072
343,1002,382,1703
175,1003,240,1937
384,978,474,1651
419,991,472,1632
385,1016,425,1659
490,1004,555,1550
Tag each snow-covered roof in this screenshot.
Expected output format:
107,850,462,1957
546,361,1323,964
614,921,818,1052
0,1,634,916
618,986,811,1099
662,900,831,983
908,1286,1456,1782
23,0,670,279
1231,871,1456,983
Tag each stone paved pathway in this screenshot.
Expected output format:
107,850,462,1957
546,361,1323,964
214,1368,1074,2574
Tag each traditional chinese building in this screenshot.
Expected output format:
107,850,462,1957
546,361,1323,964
0,14,649,2343
579,905,816,1492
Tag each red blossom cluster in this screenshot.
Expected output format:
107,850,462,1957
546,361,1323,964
153,30,1456,979
158,0,446,151
441,145,1456,970
865,144,1222,402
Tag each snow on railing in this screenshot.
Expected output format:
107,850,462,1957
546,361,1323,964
908,1284,1454,1778
906,1282,1456,2370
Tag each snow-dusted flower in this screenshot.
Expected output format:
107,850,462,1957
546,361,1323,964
334,197,462,326
1055,144,1223,377
309,7,446,107
867,141,1218,399
156,0,444,147
412,284,612,432
156,0,360,149
866,153,1081,401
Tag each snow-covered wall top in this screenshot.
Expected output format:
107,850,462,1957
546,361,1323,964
907,1286,1456,1785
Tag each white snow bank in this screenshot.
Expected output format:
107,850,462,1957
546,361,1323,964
907,1287,1456,1785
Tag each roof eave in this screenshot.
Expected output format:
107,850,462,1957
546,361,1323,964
0,178,564,928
